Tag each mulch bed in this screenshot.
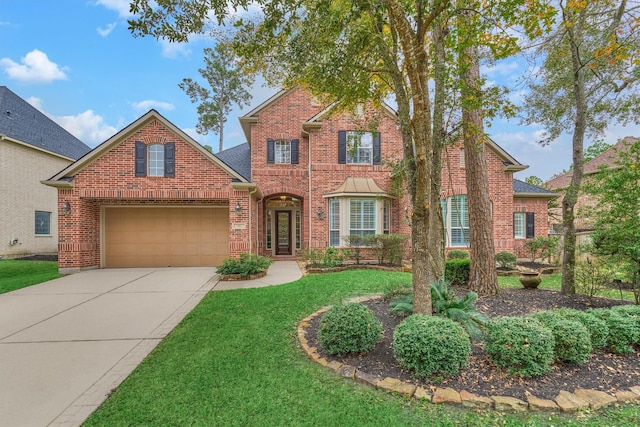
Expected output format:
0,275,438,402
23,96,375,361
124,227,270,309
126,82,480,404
13,255,58,261
306,287,640,401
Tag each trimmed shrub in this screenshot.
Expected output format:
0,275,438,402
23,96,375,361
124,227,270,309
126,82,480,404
369,234,409,266
495,251,517,269
552,308,609,349
393,315,470,379
529,311,592,363
216,253,273,276
588,308,639,354
611,305,640,344
485,317,555,377
445,259,470,286
318,303,382,356
447,250,469,260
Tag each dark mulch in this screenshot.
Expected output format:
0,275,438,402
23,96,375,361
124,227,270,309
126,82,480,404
13,255,58,261
306,288,640,401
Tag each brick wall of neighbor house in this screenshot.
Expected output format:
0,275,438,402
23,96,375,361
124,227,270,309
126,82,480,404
0,142,72,257
512,197,551,258
439,142,516,253
57,119,251,270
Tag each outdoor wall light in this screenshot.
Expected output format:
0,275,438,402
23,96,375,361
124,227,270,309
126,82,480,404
61,201,71,215
235,202,243,215
317,207,325,220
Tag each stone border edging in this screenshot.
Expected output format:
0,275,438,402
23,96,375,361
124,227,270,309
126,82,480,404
296,297,640,413
219,270,268,281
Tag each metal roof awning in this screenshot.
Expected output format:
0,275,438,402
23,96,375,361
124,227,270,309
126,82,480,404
323,177,390,198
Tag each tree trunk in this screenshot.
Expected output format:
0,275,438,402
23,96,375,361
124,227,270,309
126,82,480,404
459,35,499,295
218,110,224,153
561,20,588,296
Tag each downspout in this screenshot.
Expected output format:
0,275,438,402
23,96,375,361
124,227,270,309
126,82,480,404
308,132,312,251
249,187,259,255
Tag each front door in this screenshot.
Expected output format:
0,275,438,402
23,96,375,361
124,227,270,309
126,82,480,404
275,210,292,255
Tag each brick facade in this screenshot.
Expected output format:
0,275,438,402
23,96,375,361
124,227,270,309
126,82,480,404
47,88,553,271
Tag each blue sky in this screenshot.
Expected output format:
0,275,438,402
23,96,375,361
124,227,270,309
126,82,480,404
1,0,638,181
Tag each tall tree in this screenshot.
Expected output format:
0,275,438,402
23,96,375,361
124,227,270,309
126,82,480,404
179,42,253,153
522,0,640,294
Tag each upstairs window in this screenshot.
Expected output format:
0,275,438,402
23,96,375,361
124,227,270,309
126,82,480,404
267,139,299,164
338,131,381,165
134,141,175,177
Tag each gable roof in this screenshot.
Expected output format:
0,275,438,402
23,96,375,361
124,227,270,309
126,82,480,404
215,143,251,181
43,109,247,187
546,136,639,190
0,86,90,160
513,178,557,198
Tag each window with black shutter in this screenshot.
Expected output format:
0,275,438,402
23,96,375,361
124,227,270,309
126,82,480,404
135,141,147,177
526,212,535,238
291,139,299,164
164,142,175,177
267,138,275,163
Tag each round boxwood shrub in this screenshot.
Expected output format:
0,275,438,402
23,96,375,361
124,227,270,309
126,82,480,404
317,303,382,356
589,308,639,354
485,317,555,377
447,250,469,260
495,251,517,269
393,315,470,379
611,305,640,343
529,312,592,363
553,308,609,349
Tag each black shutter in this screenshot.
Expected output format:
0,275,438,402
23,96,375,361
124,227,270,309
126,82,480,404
526,212,535,238
164,142,175,177
267,138,275,163
338,131,347,164
373,132,381,165
291,139,299,164
135,141,146,177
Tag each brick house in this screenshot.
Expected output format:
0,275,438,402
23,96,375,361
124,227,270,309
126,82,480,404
44,88,554,273
1,86,90,259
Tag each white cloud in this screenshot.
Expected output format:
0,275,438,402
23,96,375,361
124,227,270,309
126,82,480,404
97,22,117,37
482,61,520,78
131,100,176,112
0,49,68,84
55,110,117,147
160,39,191,59
95,0,132,18
25,96,44,110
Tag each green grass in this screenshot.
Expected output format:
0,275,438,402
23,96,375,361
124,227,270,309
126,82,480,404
499,274,637,301
0,259,60,294
85,270,640,426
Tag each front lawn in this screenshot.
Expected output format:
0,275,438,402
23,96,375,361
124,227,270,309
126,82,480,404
86,270,640,426
0,259,60,294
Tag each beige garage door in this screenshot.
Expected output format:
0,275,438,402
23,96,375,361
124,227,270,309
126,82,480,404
104,207,229,267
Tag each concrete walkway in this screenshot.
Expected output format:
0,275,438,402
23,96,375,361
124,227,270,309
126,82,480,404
0,262,302,427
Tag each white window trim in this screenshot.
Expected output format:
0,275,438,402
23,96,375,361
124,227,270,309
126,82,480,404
274,139,291,164
329,197,388,247
442,195,469,247
514,212,526,239
148,144,164,176
346,131,373,165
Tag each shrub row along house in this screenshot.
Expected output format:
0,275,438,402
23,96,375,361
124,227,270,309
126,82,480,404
0,86,91,259
42,88,556,273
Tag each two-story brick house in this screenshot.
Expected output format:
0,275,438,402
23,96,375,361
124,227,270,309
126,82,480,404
44,87,554,273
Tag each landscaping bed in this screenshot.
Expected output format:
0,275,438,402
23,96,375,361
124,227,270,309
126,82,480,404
306,287,639,402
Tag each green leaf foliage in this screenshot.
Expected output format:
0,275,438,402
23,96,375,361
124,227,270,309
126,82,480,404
495,251,517,269
446,250,469,260
216,253,273,276
444,259,470,286
393,315,470,379
528,312,592,363
552,308,609,349
588,308,639,354
317,303,382,356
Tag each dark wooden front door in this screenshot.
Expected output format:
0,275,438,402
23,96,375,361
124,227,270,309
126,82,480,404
275,210,292,255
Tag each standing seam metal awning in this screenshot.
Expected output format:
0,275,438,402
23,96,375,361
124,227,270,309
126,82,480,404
323,177,390,198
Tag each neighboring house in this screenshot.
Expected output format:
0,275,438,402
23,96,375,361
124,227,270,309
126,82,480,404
0,86,91,259
546,136,639,233
44,88,554,273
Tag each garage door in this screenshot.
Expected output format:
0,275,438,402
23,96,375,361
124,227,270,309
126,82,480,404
103,207,229,267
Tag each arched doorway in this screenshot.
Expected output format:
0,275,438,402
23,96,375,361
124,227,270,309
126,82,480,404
265,195,302,256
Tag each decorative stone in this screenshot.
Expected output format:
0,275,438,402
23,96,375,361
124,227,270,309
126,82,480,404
574,388,617,409
354,370,382,388
525,392,559,411
414,386,432,402
555,390,589,413
432,387,462,404
316,357,329,368
327,360,343,372
459,390,493,409
376,377,416,397
491,395,528,412
337,364,356,379
629,386,640,397
615,390,640,403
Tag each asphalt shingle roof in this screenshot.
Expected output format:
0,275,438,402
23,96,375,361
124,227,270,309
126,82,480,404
513,178,556,195
0,86,91,160
214,142,251,181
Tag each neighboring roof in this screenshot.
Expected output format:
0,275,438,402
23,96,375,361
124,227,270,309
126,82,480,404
323,177,390,198
215,143,251,181
513,179,557,198
546,136,638,190
43,109,248,187
0,86,90,160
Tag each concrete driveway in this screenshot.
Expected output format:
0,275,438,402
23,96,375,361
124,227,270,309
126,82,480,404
0,267,218,427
